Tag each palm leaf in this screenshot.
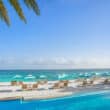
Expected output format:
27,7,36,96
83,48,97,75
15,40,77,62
9,0,26,23
24,0,40,15
0,0,40,25
0,0,10,25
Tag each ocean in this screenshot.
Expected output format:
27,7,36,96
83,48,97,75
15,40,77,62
0,69,110,82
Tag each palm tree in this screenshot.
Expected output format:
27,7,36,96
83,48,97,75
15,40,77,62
0,0,40,25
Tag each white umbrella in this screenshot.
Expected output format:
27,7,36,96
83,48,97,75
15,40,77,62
24,74,36,81
58,73,68,80
13,75,22,78
40,75,46,78
12,74,22,81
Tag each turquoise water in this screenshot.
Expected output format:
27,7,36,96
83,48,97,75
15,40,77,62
0,91,110,110
0,69,110,82
1,69,110,109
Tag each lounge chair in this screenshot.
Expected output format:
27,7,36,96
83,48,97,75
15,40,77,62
78,79,93,87
52,80,69,89
32,83,38,89
18,81,23,86
54,82,61,89
61,80,69,87
80,80,88,87
22,84,33,90
93,77,107,85
37,80,48,85
11,81,17,86
103,78,110,84
86,79,94,85
22,83,39,91
22,84,28,90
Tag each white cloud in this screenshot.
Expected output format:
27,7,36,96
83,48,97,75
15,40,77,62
0,56,110,69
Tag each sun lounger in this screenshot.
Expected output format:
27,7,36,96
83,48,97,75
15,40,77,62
77,79,94,87
22,83,39,91
37,80,48,85
103,78,110,84
61,80,69,87
11,81,17,86
86,79,94,85
11,81,23,86
51,80,69,89
52,83,61,89
93,77,106,85
32,83,38,89
22,84,28,90
22,84,32,91
18,81,23,86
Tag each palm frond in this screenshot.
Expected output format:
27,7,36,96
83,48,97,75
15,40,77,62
0,0,10,25
9,0,26,23
24,0,40,15
0,0,40,25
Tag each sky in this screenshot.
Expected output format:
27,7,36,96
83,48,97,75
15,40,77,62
0,0,110,69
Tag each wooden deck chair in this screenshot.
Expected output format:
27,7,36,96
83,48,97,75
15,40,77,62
32,83,38,89
11,81,17,86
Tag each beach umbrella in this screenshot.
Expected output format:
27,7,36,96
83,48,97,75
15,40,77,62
12,74,22,81
39,75,47,81
24,74,36,82
58,73,68,80
95,72,100,76
79,72,84,77
84,72,91,78
101,72,110,77
40,75,47,78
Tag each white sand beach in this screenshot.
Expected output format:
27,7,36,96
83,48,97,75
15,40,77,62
0,78,110,101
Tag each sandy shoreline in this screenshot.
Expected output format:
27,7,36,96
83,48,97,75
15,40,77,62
0,89,73,101
0,81,74,101
0,79,110,101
